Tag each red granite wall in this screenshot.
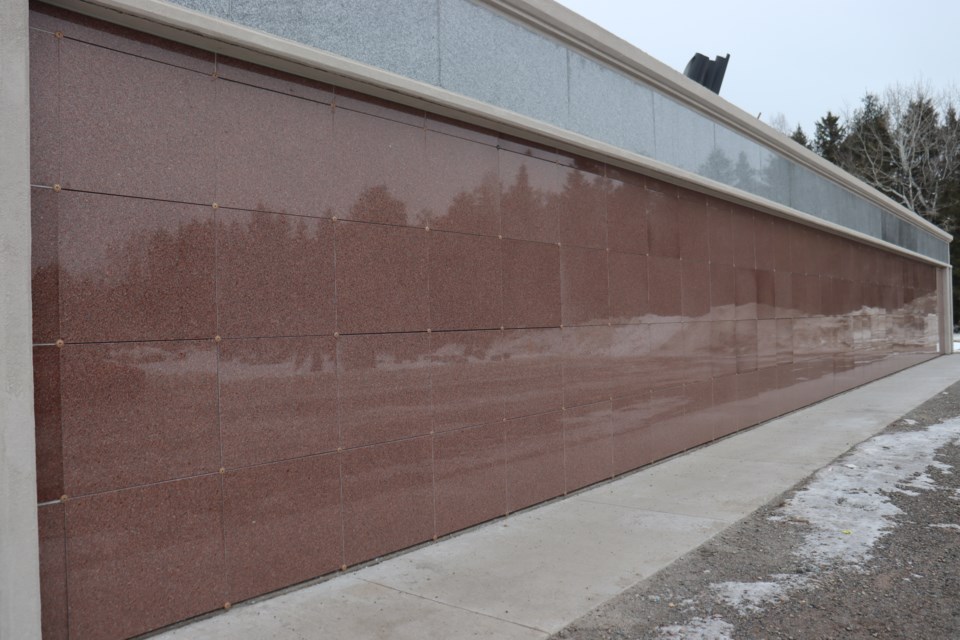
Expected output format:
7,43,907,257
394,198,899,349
28,5,940,639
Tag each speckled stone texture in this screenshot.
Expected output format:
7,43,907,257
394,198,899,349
28,7,944,638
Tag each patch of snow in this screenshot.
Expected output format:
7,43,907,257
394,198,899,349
777,420,960,567
661,420,960,638
903,419,918,426
710,579,804,614
657,616,735,640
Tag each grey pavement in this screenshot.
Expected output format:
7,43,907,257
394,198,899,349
152,355,960,640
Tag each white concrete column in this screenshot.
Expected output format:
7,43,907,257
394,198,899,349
941,265,955,355
0,0,42,638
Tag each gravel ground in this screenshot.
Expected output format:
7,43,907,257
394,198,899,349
553,379,960,640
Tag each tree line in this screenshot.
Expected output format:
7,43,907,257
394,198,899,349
785,85,960,326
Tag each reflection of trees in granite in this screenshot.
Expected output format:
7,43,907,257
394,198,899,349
349,185,409,226
501,162,543,220
697,147,793,203
62,212,213,341
698,148,760,193
431,172,498,231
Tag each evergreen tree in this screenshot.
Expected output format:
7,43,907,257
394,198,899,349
813,111,845,164
790,125,811,149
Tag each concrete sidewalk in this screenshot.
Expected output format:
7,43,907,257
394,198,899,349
153,356,960,640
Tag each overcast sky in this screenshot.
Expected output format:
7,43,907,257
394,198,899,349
555,0,958,136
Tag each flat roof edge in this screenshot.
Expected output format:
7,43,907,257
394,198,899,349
490,0,950,244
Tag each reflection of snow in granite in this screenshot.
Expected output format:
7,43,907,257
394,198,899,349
658,418,960,638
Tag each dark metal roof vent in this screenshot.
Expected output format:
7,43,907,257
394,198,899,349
683,53,730,94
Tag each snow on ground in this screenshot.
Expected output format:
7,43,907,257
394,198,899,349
657,616,735,639
929,523,960,530
709,580,794,614
657,418,960,639
778,420,960,566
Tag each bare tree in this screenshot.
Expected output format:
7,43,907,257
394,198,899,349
766,112,791,136
841,84,960,231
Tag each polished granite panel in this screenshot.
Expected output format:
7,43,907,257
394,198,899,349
683,321,713,382
710,262,736,322
562,324,613,408
646,187,680,258
654,94,716,174
757,270,776,319
757,319,779,370
426,113,500,147
216,79,332,216
64,475,224,639
611,392,655,474
563,401,614,492
648,256,682,322
30,188,59,343
341,437,435,566
430,231,502,330
772,219,793,273
424,130,500,236
33,347,62,502
335,221,429,334
645,385,691,461
678,191,710,261
711,320,738,378
30,30,59,187
223,455,342,602
681,259,711,321
336,87,425,126
731,207,756,268
431,331,504,431
753,215,777,272
38,504,67,640
683,379,715,447
736,370,761,428
735,268,758,320
435,421,507,535
60,341,219,495
559,166,607,249
58,191,215,343
502,238,561,328
606,178,649,255
708,204,735,265
736,319,759,373
567,51,655,157
561,245,609,326
505,411,564,511
219,336,337,467
500,149,561,244
609,324,652,399
218,210,334,337
439,0,569,126
339,333,433,448
332,108,427,226
60,39,216,203
774,271,794,319
500,328,563,419
216,55,333,104
30,3,216,73
608,251,648,325
231,0,439,84
648,323,687,389
711,373,742,439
